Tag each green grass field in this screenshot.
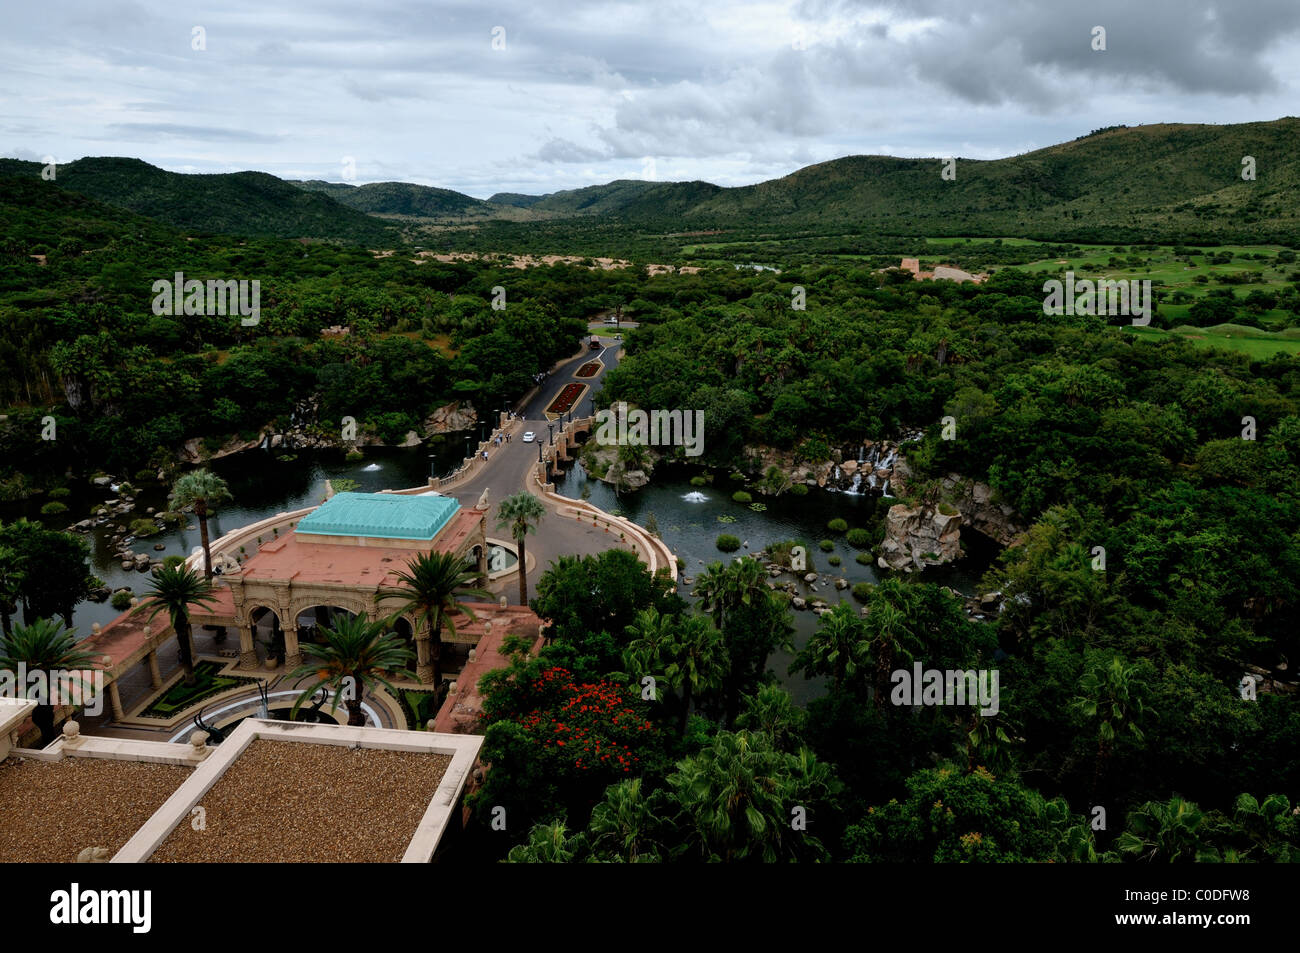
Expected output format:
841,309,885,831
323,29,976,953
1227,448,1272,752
1126,323,1300,358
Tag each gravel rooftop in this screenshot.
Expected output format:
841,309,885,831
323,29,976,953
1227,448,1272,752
0,757,192,862
150,739,452,863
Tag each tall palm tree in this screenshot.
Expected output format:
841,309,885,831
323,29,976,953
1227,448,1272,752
663,615,728,735
793,601,868,690
1073,655,1147,795
289,614,414,726
170,470,234,580
496,492,546,606
622,607,677,678
862,578,923,709
140,564,217,687
692,561,731,630
0,618,101,742
380,551,491,687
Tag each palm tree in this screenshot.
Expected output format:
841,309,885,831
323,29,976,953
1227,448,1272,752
1073,655,1147,795
380,551,491,687
496,492,546,606
793,601,867,690
586,778,668,862
664,615,728,735
622,607,677,677
288,614,414,726
140,564,217,687
170,470,233,580
0,618,101,742
693,561,731,630
669,730,837,863
1115,797,1224,863
862,578,923,709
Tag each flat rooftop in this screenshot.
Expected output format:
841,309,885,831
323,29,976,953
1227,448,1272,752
0,757,191,862
296,491,460,541
148,739,451,863
235,506,485,587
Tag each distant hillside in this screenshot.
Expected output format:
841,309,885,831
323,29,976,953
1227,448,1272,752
291,179,498,219
0,158,394,242
7,119,1300,246
0,167,166,251
673,119,1300,242
472,119,1300,242
488,192,546,208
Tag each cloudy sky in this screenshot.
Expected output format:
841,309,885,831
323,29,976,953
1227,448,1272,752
3,0,1299,198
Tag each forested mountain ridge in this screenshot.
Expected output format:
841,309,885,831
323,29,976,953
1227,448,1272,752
0,157,395,241
8,118,1298,244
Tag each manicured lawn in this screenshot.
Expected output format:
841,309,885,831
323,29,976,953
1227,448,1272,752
1126,324,1300,358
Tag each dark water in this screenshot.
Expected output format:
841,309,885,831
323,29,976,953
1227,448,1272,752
551,460,999,705
10,431,1002,710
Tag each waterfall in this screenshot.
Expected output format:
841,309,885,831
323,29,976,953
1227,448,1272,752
881,479,893,498
880,449,896,470
846,473,863,495
833,465,842,482
858,445,865,463
868,473,878,489
867,445,879,467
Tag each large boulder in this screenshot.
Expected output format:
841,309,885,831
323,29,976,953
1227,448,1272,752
424,400,477,435
877,504,963,573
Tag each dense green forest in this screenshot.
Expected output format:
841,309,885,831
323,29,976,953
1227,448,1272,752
460,254,1300,862
3,122,1299,863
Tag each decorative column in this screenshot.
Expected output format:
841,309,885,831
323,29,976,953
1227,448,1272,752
107,680,125,721
284,625,302,671
145,651,163,690
237,623,259,670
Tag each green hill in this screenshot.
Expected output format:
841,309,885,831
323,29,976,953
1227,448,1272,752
674,119,1300,242
475,119,1300,242
291,179,498,219
7,119,1300,246
0,157,395,242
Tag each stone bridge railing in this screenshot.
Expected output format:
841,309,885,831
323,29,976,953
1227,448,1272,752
531,416,678,582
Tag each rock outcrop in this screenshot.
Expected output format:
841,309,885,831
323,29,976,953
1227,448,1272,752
939,474,1026,546
423,400,477,435
877,504,963,573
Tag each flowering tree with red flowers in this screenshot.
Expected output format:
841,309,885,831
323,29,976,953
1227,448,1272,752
472,660,668,833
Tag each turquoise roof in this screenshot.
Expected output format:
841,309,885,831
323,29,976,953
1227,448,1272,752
296,492,461,541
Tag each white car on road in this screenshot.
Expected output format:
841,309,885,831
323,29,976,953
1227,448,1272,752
522,431,536,443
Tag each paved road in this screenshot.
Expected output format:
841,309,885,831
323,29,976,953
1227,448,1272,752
446,335,628,604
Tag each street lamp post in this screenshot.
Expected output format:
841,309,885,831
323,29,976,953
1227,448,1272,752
428,454,436,478
547,423,554,445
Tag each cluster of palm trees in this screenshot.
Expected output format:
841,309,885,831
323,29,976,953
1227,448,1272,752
619,555,789,733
